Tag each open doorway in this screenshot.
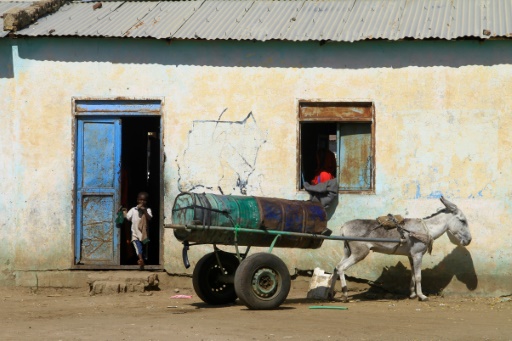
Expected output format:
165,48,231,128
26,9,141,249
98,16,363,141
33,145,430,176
74,99,163,268
120,117,161,266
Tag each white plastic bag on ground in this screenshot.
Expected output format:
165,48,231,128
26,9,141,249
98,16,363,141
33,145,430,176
307,267,333,300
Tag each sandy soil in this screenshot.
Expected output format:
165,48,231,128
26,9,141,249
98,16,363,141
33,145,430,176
1,277,511,341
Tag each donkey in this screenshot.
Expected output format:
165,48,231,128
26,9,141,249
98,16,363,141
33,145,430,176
329,196,472,301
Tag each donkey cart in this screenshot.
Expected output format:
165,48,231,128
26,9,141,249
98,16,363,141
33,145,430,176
166,192,401,310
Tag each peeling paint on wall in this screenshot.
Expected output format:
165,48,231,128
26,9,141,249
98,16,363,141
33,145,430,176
1,38,511,295
177,110,267,195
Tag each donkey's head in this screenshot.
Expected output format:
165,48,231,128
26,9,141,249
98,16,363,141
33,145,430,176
440,196,472,246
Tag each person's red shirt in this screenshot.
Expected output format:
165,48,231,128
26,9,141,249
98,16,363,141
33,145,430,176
311,171,335,185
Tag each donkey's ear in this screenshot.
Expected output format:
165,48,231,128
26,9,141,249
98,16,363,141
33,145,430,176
440,196,458,211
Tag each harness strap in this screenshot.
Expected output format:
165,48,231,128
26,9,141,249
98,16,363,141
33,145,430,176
383,217,433,255
373,214,406,254
400,219,433,255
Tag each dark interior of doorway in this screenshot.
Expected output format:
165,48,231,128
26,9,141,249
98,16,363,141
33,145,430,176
120,117,161,266
300,122,337,188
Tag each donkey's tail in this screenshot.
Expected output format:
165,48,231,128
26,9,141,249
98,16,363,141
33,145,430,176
339,225,351,259
343,239,351,258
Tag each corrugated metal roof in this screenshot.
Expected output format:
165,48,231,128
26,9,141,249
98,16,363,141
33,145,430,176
228,0,304,41
0,1,34,37
125,1,199,39
173,0,251,40
8,0,512,41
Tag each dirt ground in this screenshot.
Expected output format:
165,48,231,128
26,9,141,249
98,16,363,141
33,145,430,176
1,276,511,341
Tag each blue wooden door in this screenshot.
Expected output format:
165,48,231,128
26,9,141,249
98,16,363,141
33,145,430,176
75,118,121,265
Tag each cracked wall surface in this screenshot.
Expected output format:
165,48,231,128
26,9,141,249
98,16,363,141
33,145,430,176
177,111,267,195
0,38,511,296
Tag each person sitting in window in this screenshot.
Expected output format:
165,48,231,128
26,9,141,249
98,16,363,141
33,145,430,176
311,148,336,185
304,148,338,208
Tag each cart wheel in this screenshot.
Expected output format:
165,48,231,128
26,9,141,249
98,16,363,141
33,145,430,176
192,251,239,305
234,253,291,310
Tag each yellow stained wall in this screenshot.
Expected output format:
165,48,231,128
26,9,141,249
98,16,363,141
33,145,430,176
0,38,510,295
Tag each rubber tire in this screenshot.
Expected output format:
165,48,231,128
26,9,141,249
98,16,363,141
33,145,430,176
234,253,291,310
192,251,239,305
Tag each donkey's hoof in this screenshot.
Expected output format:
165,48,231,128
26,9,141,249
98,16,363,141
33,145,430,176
419,296,429,302
409,294,417,299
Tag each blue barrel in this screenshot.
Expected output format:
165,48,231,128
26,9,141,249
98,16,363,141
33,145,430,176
172,193,329,249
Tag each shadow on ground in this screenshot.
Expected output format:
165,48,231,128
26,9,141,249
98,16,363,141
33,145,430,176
348,246,477,300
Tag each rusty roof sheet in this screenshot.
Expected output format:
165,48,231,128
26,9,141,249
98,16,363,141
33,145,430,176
9,0,512,41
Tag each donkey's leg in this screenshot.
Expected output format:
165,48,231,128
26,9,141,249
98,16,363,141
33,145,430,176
333,243,370,302
408,256,417,299
329,240,349,300
411,253,428,301
328,268,338,300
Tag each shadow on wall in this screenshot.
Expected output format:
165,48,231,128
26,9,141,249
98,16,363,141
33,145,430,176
367,246,477,296
0,41,14,78
14,38,512,70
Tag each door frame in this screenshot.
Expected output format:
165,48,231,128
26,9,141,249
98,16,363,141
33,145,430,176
71,97,165,269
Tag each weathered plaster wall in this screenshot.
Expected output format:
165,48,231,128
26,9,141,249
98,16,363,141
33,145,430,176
0,38,510,296
0,40,16,284
177,112,267,195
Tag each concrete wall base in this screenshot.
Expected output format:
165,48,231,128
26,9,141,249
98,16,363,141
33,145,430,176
3,270,511,299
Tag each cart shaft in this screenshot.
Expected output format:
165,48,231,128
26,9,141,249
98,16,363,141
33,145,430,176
166,224,401,243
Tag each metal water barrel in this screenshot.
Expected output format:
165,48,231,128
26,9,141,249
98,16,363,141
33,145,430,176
171,192,328,249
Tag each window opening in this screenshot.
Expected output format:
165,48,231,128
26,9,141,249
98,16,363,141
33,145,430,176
299,102,374,193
